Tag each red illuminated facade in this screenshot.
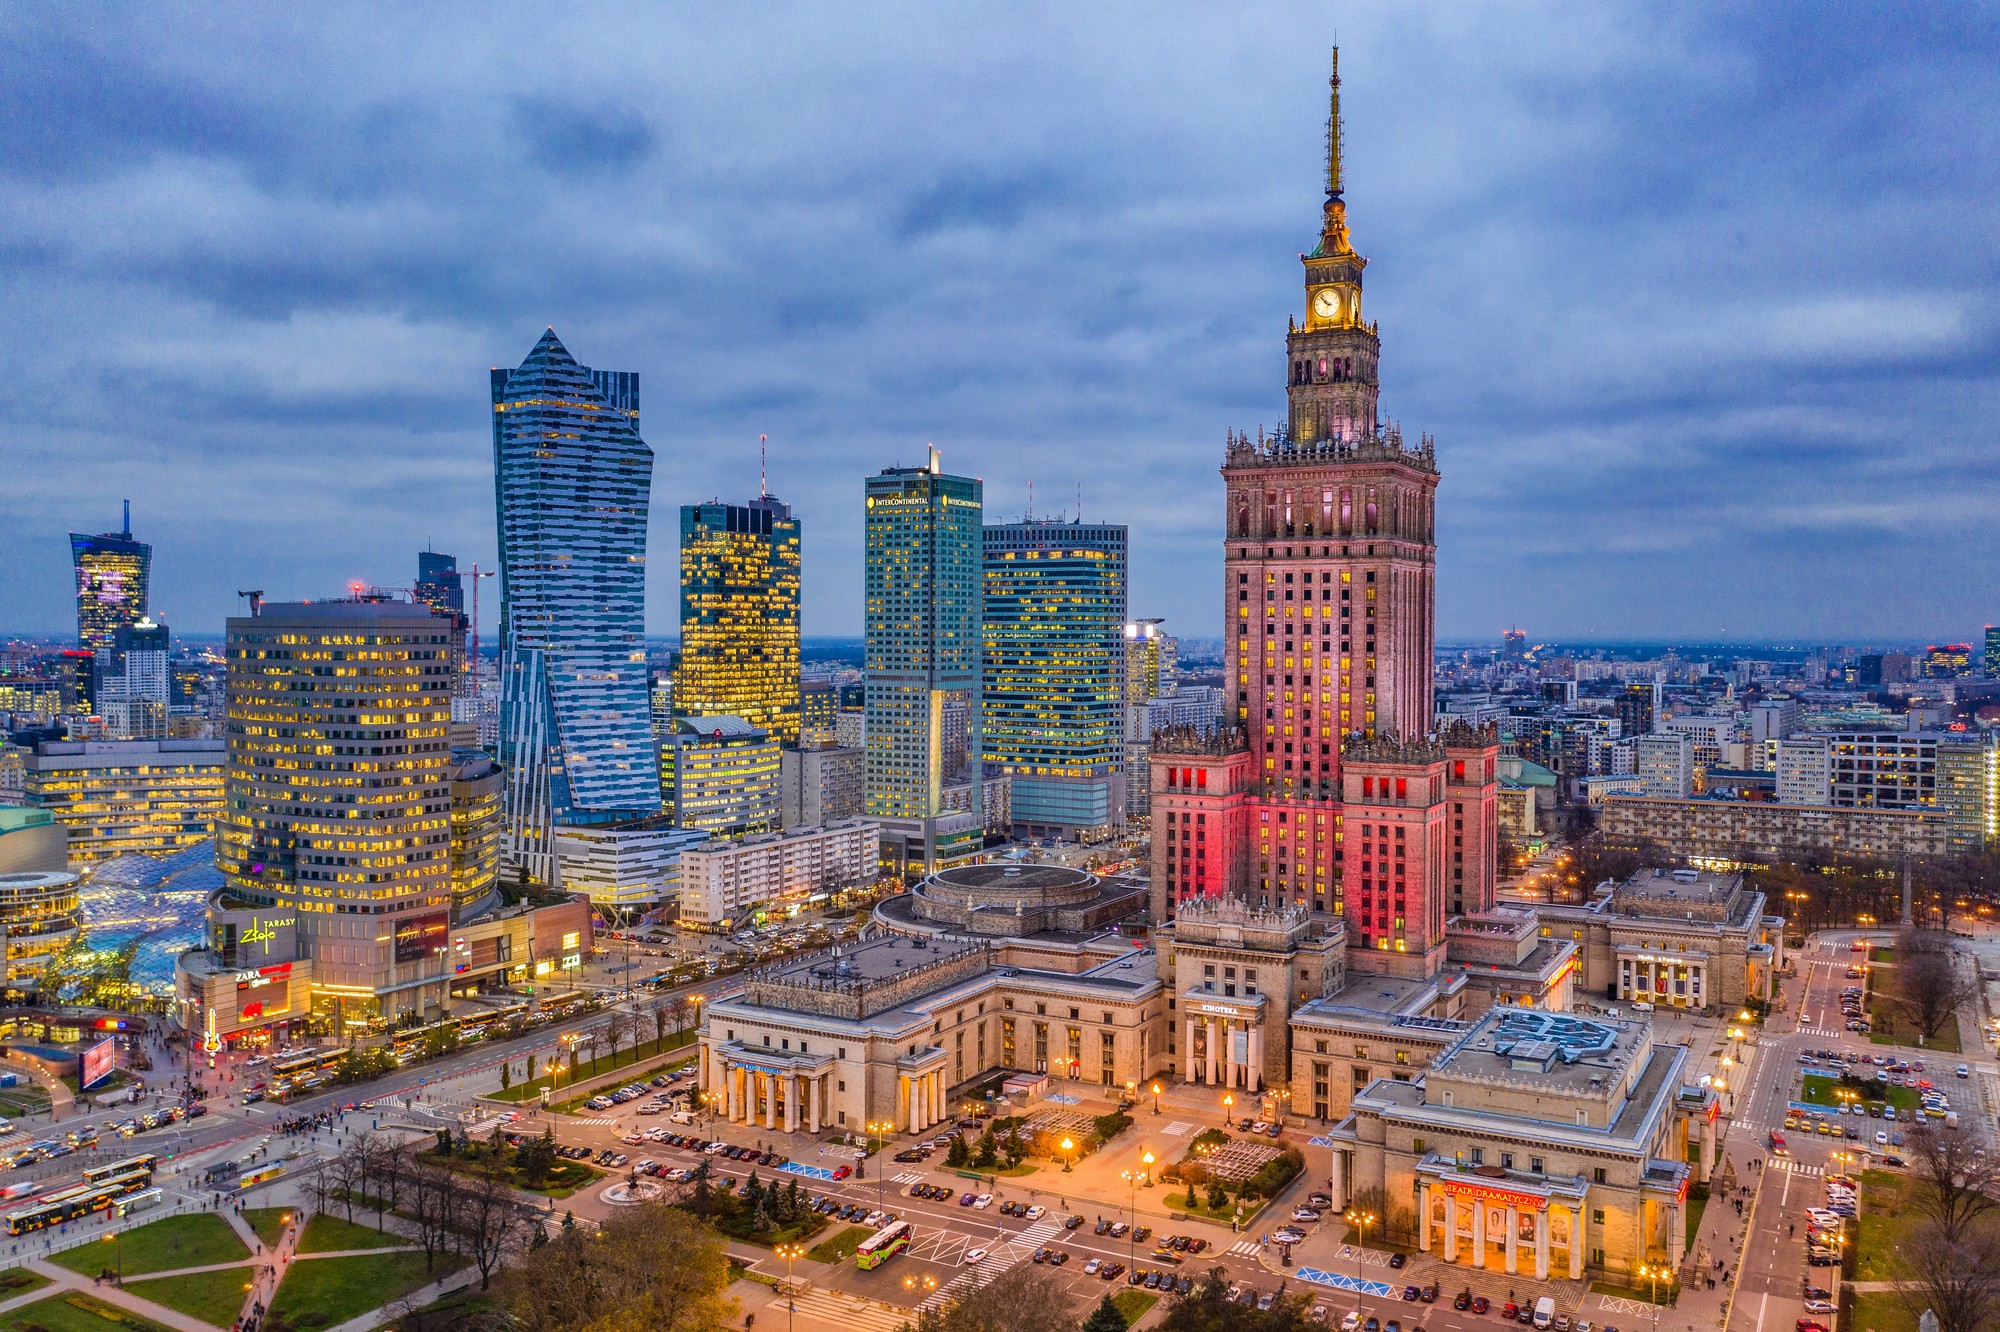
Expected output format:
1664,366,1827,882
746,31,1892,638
1149,51,1498,979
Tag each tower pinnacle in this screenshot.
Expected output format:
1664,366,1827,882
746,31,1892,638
1326,47,1344,201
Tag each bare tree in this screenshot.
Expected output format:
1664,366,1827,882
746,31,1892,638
1908,1125,2000,1245
666,996,696,1038
1890,931,1979,1043
327,1140,366,1224
909,1264,1078,1332
1895,1221,2000,1332
403,1158,459,1273
648,999,670,1053
452,1157,526,1290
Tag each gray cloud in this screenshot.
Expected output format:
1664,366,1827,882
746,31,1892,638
0,3,1995,647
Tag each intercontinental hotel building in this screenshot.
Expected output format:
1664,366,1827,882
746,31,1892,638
699,53,1769,1285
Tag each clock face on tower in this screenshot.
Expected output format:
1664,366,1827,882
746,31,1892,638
1312,287,1342,321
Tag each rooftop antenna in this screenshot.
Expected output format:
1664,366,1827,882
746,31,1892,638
759,434,768,499
1027,480,1033,521
1076,482,1081,523
927,442,940,475
121,499,131,539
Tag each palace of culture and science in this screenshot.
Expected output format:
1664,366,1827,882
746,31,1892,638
699,53,1781,1283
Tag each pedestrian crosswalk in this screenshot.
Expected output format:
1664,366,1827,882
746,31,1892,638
1226,1240,1263,1258
920,1218,1063,1311
1796,1028,1842,1038
774,1286,910,1332
1771,1159,1823,1177
893,1171,925,1184
574,1116,618,1127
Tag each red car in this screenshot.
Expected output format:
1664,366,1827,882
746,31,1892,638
832,1166,851,1180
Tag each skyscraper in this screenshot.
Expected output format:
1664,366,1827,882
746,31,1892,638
982,519,1127,836
415,551,466,621
865,447,983,870
493,331,662,885
678,497,802,744
1149,50,1498,976
70,501,151,657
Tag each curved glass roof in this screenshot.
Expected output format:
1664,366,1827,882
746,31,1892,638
76,841,217,999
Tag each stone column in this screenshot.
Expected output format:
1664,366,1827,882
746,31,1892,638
897,1075,909,1132
1699,1111,1716,1183
805,1075,819,1132
723,1063,737,1120
1248,1027,1263,1093
1224,1023,1238,1090
1534,1207,1550,1281
784,1075,798,1133
1185,1018,1196,1081
1472,1200,1486,1269
1207,1018,1222,1086
1505,1204,1519,1274
931,1072,943,1126
1668,1200,1686,1266
1568,1204,1583,1279
1443,1192,1459,1262
1330,1149,1347,1211
1418,1183,1431,1252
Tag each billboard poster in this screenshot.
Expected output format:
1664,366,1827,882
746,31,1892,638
393,911,449,964
79,1037,117,1091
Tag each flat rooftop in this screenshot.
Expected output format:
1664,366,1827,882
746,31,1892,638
1432,1008,1644,1094
1614,867,1739,907
1293,971,1447,1024
767,934,983,984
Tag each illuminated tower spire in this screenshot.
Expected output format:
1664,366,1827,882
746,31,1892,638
1319,48,1355,260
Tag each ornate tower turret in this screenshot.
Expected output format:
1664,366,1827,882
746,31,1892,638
1286,49,1380,445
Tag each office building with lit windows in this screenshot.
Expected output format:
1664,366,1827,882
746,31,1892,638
70,503,152,660
864,449,983,871
678,497,802,744
22,737,226,862
494,330,662,887
982,520,1127,837
0,869,81,1000
213,597,457,1027
661,716,782,838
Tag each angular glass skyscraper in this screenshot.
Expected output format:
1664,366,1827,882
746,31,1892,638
864,448,982,870
982,520,1128,836
678,496,802,744
493,330,661,885
70,501,151,657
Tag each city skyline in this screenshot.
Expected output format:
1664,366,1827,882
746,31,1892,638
3,9,1996,644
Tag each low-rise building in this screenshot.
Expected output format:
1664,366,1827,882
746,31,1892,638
677,819,878,930
23,738,226,862
554,824,711,915
0,869,81,999
1598,793,1946,861
1326,1007,1717,1283
0,807,67,875
1510,867,1783,1011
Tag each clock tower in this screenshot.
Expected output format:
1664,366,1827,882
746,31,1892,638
1287,50,1380,446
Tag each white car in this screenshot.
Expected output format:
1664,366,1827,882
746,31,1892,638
972,1193,994,1209
1293,1207,1323,1222
1084,1258,1103,1275
864,1211,887,1227
1958,1065,1972,1078
964,1248,988,1265
1342,1314,1363,1332
1805,1303,1836,1315
1025,1205,1045,1219
1876,1131,1889,1145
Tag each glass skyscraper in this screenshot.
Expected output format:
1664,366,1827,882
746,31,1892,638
864,448,983,869
493,330,661,886
70,501,151,657
982,520,1128,835
678,497,802,744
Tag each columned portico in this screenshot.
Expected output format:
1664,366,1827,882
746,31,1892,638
1416,1163,1586,1279
895,1050,948,1134
708,1042,834,1134
1180,990,1267,1092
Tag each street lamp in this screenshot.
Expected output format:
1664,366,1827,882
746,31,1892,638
1222,1092,1234,1126
1344,1209,1375,1319
1061,1137,1075,1172
775,1242,806,1332
867,1120,894,1210
1151,1082,1162,1117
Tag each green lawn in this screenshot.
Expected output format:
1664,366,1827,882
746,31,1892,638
1112,1291,1159,1324
1854,1170,1917,1282
126,1265,256,1328
50,1213,248,1278
270,1250,464,1330
297,1212,412,1254
1797,1075,1918,1112
1,1293,177,1332
1850,1292,1917,1332
0,1269,49,1299
243,1207,293,1250
1870,1018,1961,1053
807,1225,873,1263
374,1285,494,1332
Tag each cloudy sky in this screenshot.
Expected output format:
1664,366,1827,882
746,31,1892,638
3,4,1996,645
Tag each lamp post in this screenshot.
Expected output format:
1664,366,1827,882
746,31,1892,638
1344,1209,1375,1320
775,1242,805,1332
868,1120,893,1211
1223,1092,1234,1129
1061,1137,1075,1172
1120,1150,1154,1272
1151,1082,1162,1117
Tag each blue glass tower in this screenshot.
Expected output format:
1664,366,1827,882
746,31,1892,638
982,519,1128,835
493,330,661,885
